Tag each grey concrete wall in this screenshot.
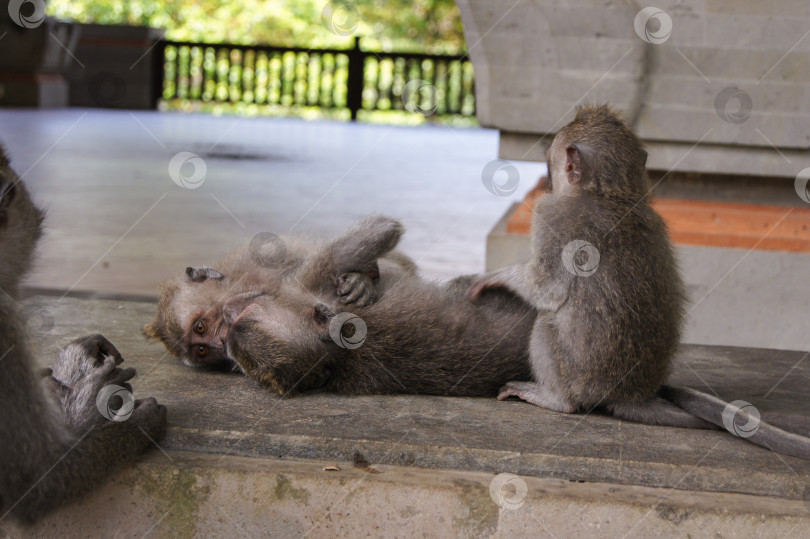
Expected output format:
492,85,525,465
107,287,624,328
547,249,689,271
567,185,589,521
457,0,810,178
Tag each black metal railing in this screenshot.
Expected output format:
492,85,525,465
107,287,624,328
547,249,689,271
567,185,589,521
152,38,475,121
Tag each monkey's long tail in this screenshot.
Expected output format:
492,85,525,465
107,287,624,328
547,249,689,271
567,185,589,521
609,396,717,430
660,385,810,461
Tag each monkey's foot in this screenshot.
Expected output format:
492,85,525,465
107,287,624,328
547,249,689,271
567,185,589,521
337,272,377,307
497,381,576,414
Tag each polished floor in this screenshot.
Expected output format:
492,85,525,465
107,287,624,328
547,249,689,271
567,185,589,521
0,109,542,295
1,108,808,352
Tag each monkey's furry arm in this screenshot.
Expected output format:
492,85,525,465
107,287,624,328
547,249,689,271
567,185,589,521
469,263,570,313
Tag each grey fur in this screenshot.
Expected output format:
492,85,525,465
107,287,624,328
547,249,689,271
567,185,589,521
471,105,810,459
0,146,167,523
225,216,535,396
146,216,416,371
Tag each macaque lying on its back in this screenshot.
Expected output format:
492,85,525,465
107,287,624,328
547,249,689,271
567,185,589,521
220,216,536,396
145,216,417,370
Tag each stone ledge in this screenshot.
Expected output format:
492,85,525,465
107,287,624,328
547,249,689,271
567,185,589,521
5,452,809,537
10,295,810,533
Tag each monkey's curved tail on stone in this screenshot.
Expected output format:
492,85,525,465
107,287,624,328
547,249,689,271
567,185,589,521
660,385,810,461
609,396,716,430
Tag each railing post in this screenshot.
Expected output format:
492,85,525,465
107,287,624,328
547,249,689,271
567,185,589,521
151,39,167,109
346,37,363,121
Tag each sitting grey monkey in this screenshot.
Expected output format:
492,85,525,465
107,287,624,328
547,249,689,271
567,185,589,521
0,144,167,522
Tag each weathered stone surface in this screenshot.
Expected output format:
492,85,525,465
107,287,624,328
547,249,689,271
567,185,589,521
20,295,810,503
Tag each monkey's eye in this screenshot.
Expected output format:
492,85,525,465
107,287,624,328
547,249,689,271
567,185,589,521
193,320,206,335
195,345,208,358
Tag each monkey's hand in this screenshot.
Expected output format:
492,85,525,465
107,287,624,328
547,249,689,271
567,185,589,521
468,271,508,301
337,272,377,307
48,334,140,431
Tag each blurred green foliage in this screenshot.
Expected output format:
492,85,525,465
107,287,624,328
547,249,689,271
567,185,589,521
47,0,467,54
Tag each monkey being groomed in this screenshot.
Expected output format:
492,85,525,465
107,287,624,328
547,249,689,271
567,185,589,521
470,104,810,460
0,145,167,522
145,216,418,371
220,216,535,396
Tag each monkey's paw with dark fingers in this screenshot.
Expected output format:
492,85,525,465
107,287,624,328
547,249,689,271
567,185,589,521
47,334,139,431
337,272,377,307
128,397,169,445
468,274,505,301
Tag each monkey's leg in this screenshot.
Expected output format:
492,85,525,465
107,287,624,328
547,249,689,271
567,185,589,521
498,319,576,414
299,215,404,292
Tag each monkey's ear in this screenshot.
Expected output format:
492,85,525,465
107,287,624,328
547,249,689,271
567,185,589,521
565,144,586,184
185,267,225,283
641,149,649,166
312,303,335,342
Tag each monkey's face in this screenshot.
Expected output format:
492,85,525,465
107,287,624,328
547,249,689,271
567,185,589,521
145,272,239,371
226,295,331,395
0,151,45,291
